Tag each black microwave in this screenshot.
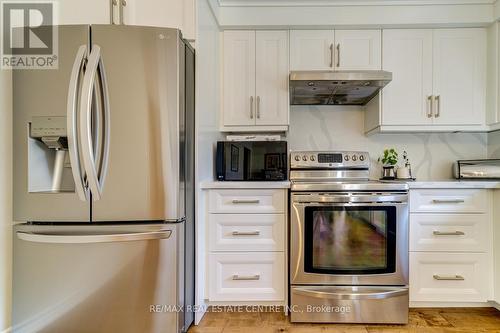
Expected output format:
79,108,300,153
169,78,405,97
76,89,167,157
216,141,288,181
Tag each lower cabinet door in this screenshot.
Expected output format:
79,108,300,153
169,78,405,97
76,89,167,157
208,252,285,302
410,252,492,302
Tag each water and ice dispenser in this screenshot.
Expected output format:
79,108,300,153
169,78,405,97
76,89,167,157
28,116,75,193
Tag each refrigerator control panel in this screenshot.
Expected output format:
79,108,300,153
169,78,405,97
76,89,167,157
30,116,66,138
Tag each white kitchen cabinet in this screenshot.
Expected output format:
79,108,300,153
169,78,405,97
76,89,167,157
123,0,196,40
290,30,334,70
58,0,196,40
290,30,381,71
366,28,487,133
334,30,381,70
409,188,493,306
432,30,486,126
255,31,289,126
381,30,433,126
205,187,287,304
222,31,256,127
58,0,111,24
222,30,289,131
410,252,492,303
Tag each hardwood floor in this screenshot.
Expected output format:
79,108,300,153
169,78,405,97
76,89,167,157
188,307,500,333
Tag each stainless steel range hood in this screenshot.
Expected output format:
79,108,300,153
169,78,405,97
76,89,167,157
289,70,392,106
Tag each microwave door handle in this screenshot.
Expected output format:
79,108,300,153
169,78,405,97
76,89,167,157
67,45,89,201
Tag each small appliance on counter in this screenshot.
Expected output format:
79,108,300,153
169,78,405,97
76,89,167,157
454,159,500,179
216,141,288,181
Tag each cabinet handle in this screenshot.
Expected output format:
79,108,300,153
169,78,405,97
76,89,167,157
427,96,433,118
336,43,340,68
118,0,125,24
433,231,465,236
232,274,260,281
110,0,118,24
434,95,441,118
329,43,334,68
433,274,465,281
232,231,260,236
432,199,465,204
256,96,261,119
232,199,260,204
250,96,254,119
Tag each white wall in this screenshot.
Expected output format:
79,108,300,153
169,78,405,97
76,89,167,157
194,0,223,324
0,69,13,332
288,106,488,180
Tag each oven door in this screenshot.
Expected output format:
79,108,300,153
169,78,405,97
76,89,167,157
290,192,409,286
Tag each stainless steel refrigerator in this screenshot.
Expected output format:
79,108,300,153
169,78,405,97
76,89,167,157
12,25,195,333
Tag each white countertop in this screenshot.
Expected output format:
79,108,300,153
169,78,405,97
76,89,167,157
200,180,291,189
199,179,500,190
407,180,500,189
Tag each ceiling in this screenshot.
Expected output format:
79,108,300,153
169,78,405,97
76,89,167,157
217,0,495,6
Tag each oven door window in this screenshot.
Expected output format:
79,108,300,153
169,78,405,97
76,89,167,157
304,206,397,275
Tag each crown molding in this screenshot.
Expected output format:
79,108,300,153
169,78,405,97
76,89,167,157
217,0,495,7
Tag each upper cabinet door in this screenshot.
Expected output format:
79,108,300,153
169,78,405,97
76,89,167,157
290,30,334,70
432,29,486,126
58,0,110,24
122,0,196,40
382,30,433,125
255,31,289,126
334,30,382,70
223,31,256,126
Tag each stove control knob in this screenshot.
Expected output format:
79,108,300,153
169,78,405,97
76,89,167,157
344,155,349,161
310,155,316,161
294,155,300,161
359,155,365,161
302,155,308,161
352,155,358,161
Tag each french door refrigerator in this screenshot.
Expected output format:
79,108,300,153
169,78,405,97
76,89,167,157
12,25,195,333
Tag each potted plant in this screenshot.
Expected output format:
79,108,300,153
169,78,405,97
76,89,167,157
378,148,398,180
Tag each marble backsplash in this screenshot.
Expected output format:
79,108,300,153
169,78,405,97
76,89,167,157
287,106,488,180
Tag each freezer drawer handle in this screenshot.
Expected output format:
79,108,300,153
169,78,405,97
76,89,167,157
231,199,260,204
293,287,408,300
232,274,260,281
16,230,171,244
433,274,465,281
433,231,465,236
232,231,260,236
432,199,465,204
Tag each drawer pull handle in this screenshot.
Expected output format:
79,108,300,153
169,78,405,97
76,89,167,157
433,274,465,281
432,199,465,204
433,231,465,236
232,199,260,204
232,231,260,236
232,274,260,281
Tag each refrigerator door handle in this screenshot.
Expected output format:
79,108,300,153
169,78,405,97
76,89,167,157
67,45,89,201
16,230,172,244
79,45,111,201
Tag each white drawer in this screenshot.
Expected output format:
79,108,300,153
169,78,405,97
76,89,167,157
208,252,285,302
410,189,487,213
409,252,491,302
209,189,285,214
410,214,490,252
209,214,285,252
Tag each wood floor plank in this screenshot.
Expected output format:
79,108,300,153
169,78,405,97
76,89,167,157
188,308,500,333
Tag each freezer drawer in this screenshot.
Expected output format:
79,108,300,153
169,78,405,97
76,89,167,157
13,223,184,333
290,286,409,324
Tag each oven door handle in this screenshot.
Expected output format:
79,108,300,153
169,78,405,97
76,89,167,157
293,287,408,300
292,201,408,207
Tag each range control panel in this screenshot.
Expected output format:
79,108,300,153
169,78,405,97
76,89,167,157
290,151,369,169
